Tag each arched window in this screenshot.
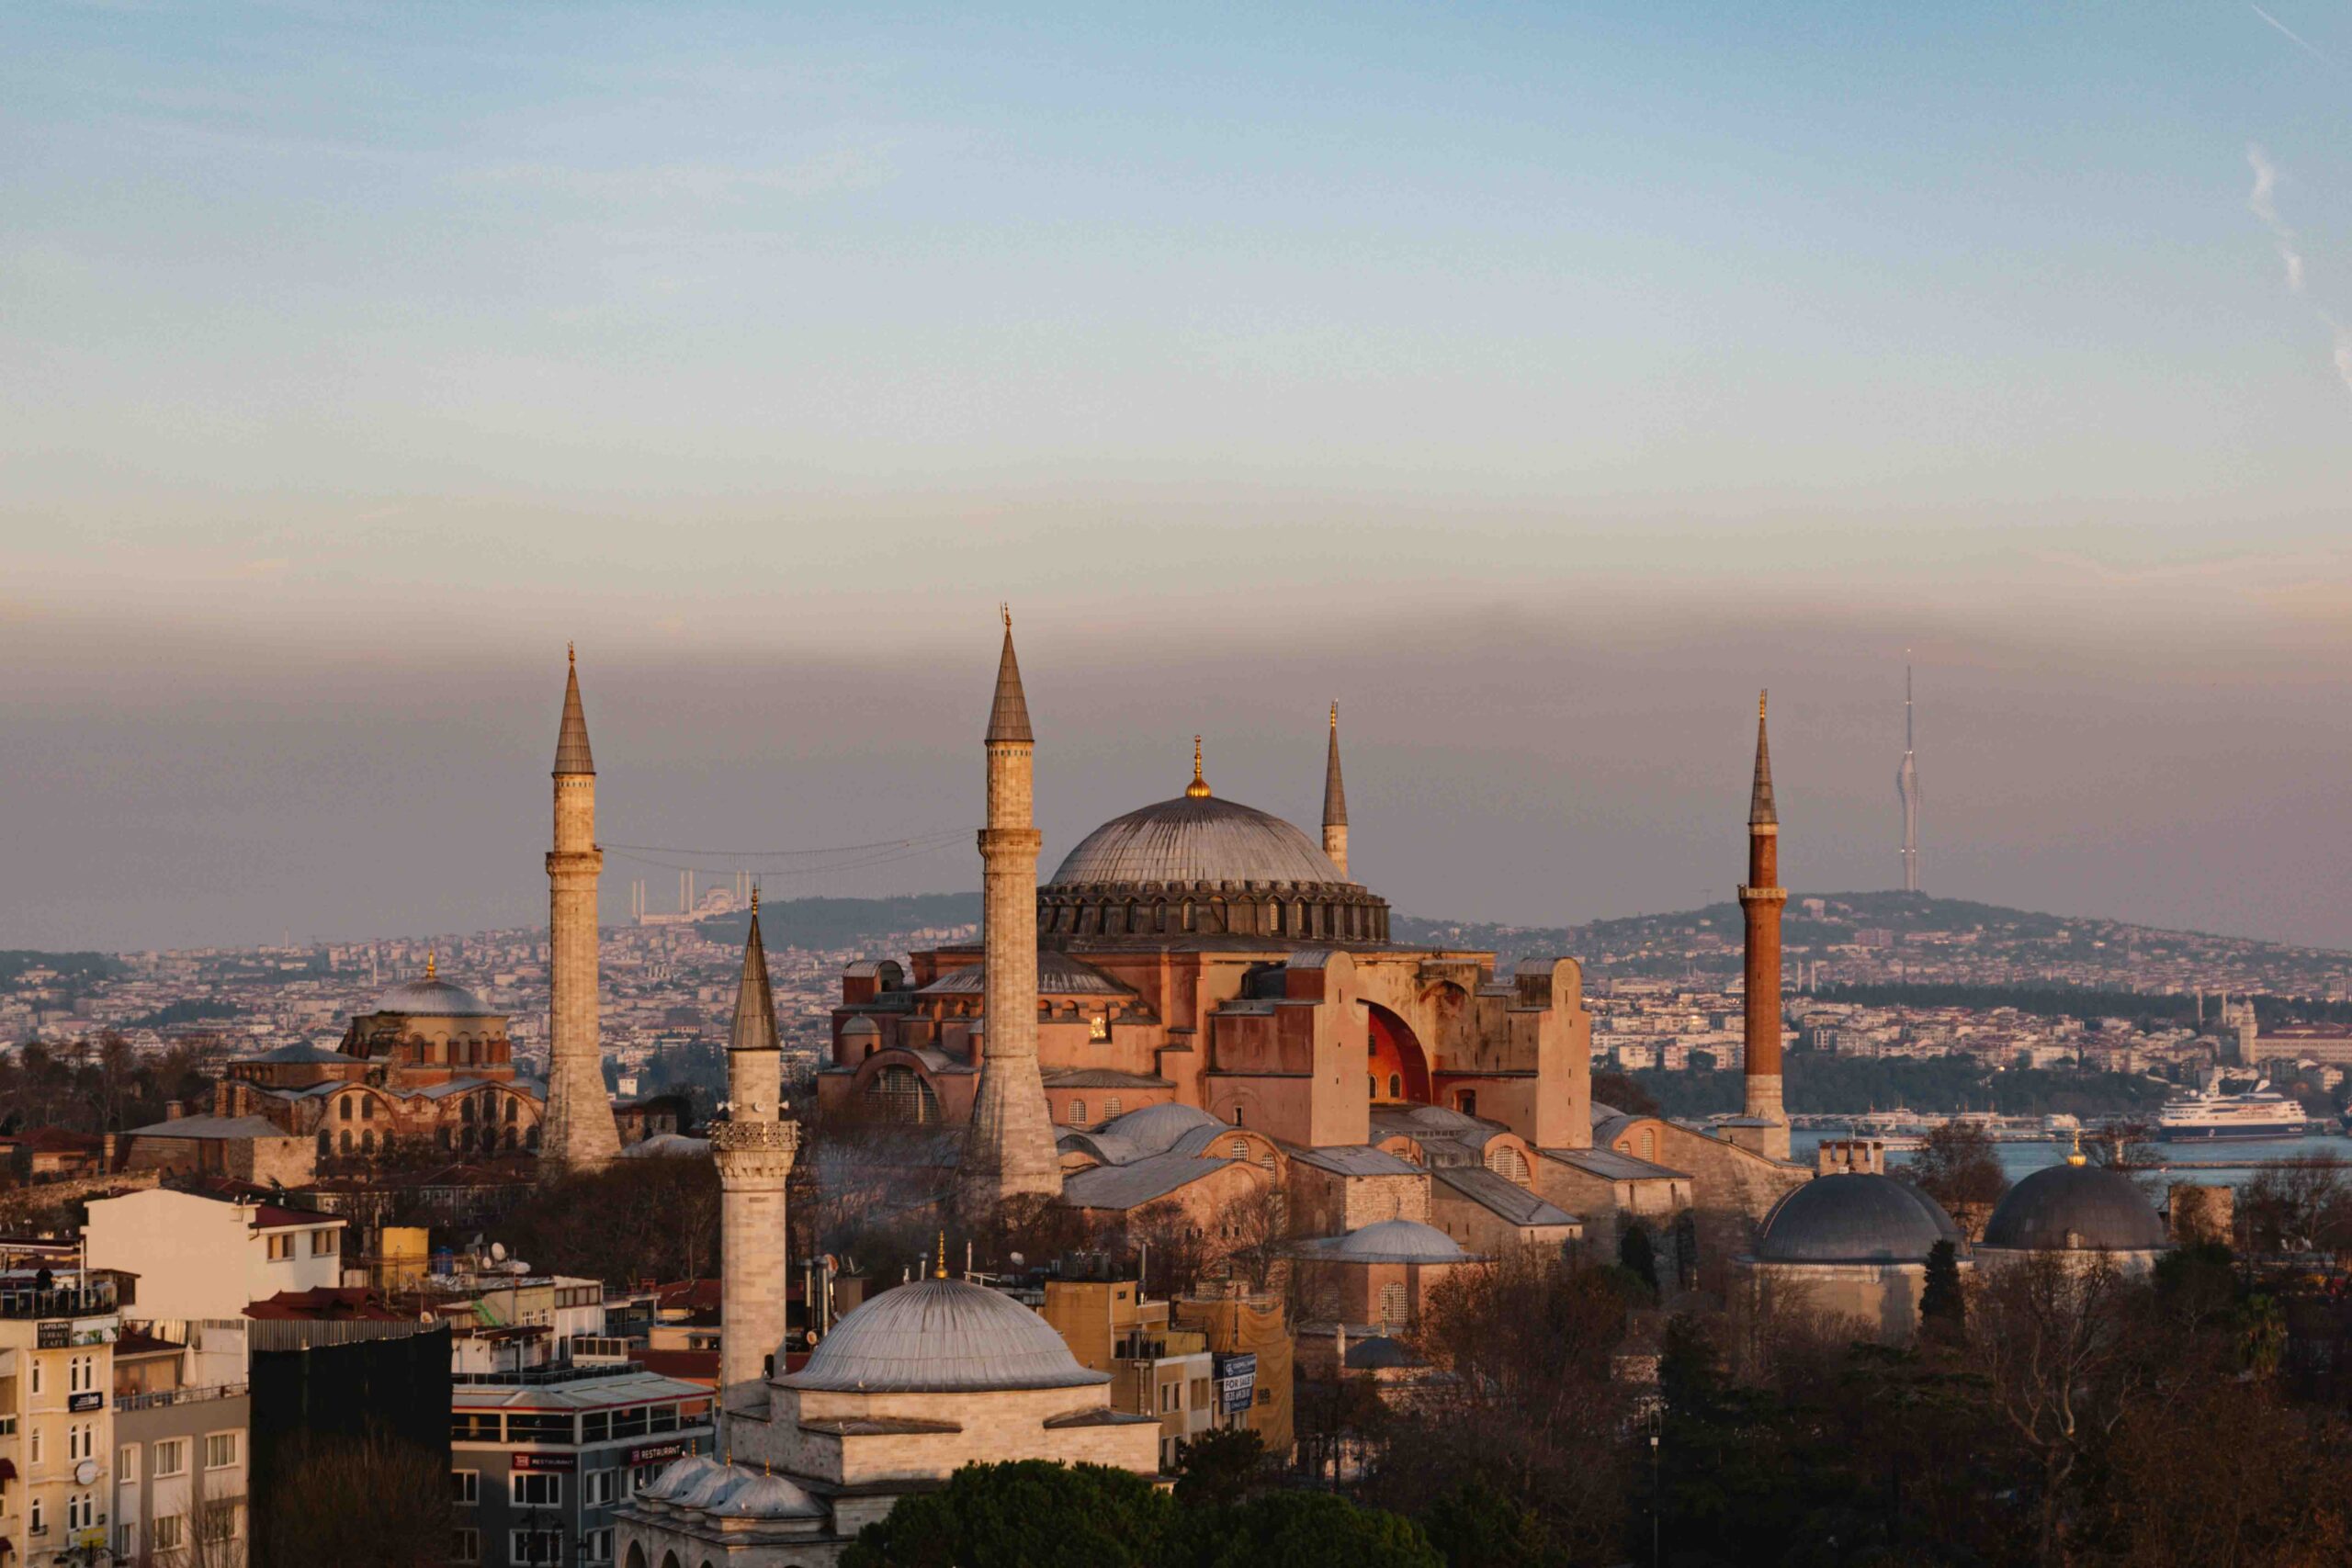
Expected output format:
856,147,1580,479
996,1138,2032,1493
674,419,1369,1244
460,1098,476,1123
1485,1145,1530,1184
338,1097,353,1122
506,1126,519,1150
1069,1100,1088,1128
436,1127,451,1150
339,1130,353,1155
1103,1097,1123,1121
863,1043,876,1061
360,1096,374,1121
1455,1090,1477,1118
1268,900,1283,935
360,1129,375,1154
526,1126,541,1151
864,1066,939,1125
1231,1103,1245,1126
1227,1137,1250,1160
1378,1282,1408,1331
1387,1074,1402,1100
505,1097,518,1123
1641,1130,1657,1160
316,1131,331,1160
460,1126,476,1153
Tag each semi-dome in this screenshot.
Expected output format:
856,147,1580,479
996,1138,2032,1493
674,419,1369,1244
1315,1218,1472,1264
1050,795,1349,889
1755,1174,1963,1265
781,1277,1108,1393
371,976,494,1018
1981,1162,2168,1253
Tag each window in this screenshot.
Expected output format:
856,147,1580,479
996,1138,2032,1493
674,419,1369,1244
69,1354,95,1393
30,1496,44,1535
580,1411,610,1444
266,1233,295,1261
451,1470,480,1506
28,1357,40,1395
339,1096,354,1121
29,1427,41,1466
68,1421,91,1461
360,1128,376,1153
507,1412,576,1445
68,1492,96,1532
361,1095,375,1120
583,1526,614,1562
510,1472,561,1506
199,1500,239,1543
153,1438,187,1478
1069,1099,1087,1128
205,1430,240,1469
341,1129,355,1154
582,1468,617,1506
1103,1097,1123,1121
115,1522,137,1561
153,1514,185,1551
1227,1137,1250,1160
1455,1090,1477,1118
1378,1281,1408,1331
311,1227,340,1257
1484,1145,1530,1184
512,1529,564,1564
452,1528,481,1562
1231,1103,1244,1126
1089,1010,1110,1043
451,1412,501,1443
609,1406,648,1439
646,1403,678,1434
119,1443,139,1481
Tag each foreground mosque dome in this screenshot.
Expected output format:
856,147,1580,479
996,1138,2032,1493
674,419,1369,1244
1981,1161,2168,1254
780,1276,1108,1393
371,959,494,1019
1755,1173,1963,1265
1040,743,1388,943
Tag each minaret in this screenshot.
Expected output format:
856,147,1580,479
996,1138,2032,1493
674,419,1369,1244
541,646,623,1177
1737,692,1791,1160
1896,659,1920,893
957,610,1061,1213
711,890,799,1410
1321,703,1350,878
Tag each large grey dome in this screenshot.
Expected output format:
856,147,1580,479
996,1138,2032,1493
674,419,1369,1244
1049,795,1348,889
1756,1174,1963,1265
372,976,494,1018
1982,1162,2168,1253
781,1277,1107,1393
1312,1219,1472,1265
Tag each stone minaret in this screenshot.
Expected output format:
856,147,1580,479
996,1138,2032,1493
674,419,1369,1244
1737,691,1792,1160
541,646,623,1177
712,890,799,1409
1321,702,1349,878
957,612,1061,1213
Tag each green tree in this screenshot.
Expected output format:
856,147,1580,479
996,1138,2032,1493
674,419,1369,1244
1919,1238,1965,1343
1165,1491,1440,1568
841,1461,1172,1568
1421,1480,1559,1568
1173,1426,1265,1510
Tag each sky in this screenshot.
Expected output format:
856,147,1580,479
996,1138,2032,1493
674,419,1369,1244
5,3,2352,954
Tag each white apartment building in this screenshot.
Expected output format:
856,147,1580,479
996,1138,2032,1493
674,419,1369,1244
85,1190,346,1323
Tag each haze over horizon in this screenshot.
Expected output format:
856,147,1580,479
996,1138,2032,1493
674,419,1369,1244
6,4,2352,954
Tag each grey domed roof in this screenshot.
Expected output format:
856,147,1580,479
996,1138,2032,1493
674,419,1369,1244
1755,1174,1963,1265
780,1277,1108,1393
707,1470,825,1520
640,1455,722,1503
371,976,494,1018
1047,795,1349,889
1982,1162,2169,1253
1314,1218,1471,1265
674,1463,751,1510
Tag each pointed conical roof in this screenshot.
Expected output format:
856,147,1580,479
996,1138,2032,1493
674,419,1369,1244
1322,703,1348,828
986,615,1034,744
553,646,594,775
729,899,779,1054
1748,691,1777,827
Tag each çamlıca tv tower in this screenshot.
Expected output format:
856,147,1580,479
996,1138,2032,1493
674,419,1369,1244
1896,659,1920,892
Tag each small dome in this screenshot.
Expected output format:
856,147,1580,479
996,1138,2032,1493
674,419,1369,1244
639,1455,721,1503
1099,1103,1223,1156
781,1277,1108,1393
1344,1336,1427,1371
1982,1163,2168,1253
1755,1174,1962,1265
841,1016,881,1037
1321,1218,1469,1264
1048,795,1349,889
372,976,493,1018
707,1470,824,1521
674,1462,750,1510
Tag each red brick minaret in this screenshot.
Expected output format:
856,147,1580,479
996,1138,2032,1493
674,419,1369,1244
1738,691,1791,1160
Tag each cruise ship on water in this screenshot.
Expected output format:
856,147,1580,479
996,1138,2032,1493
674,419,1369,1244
2154,1080,2310,1142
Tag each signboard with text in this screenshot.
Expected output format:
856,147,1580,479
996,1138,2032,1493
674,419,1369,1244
511,1451,578,1472
627,1439,693,1468
1215,1351,1257,1416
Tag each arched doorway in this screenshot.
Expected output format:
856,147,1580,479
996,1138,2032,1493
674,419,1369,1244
1365,1005,1431,1105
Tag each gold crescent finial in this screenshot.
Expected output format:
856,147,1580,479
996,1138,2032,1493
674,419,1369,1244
934,1231,948,1279
1186,736,1211,798
2066,1128,2086,1167
425,948,436,980
1001,603,1011,629
568,641,575,666
750,883,759,913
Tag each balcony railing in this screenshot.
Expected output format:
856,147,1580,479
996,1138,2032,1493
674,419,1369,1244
116,1382,249,1413
0,1283,117,1320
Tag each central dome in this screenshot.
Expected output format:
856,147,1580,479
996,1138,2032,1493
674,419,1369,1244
371,976,494,1018
1755,1174,1963,1265
780,1277,1108,1393
1048,795,1348,889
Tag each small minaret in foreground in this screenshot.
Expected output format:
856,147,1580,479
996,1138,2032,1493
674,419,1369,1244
541,646,623,1176
712,889,799,1409
957,610,1062,1213
1736,691,1792,1161
1321,702,1350,878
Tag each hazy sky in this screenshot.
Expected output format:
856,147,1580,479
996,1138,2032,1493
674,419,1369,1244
6,4,2352,953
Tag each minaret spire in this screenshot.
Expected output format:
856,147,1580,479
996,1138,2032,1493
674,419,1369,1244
711,886,798,1411
1735,690,1791,1161
542,647,623,1177
959,613,1061,1214
1321,702,1350,878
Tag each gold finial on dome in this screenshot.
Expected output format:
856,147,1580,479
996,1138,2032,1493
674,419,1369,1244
934,1231,949,1280
1185,735,1211,798
1001,602,1011,629
1759,689,1768,720
425,948,436,980
2066,1128,2086,1168
750,883,759,913
1329,701,1339,731
568,640,575,666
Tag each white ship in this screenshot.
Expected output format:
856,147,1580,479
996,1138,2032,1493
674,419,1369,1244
2154,1080,2308,1142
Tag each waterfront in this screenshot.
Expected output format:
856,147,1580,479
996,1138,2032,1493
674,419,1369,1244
1792,1127,2352,1189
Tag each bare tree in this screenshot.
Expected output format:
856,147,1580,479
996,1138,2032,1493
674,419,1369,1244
1210,1179,1287,1293
257,1433,446,1568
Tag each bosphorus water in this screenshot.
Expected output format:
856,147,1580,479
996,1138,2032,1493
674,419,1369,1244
1791,1128,2352,1190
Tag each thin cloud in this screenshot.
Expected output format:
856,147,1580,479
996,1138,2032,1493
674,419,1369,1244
460,147,896,204
2250,5,2340,70
2247,144,2305,293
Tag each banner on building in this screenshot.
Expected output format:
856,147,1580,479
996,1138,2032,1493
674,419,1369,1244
1215,1351,1257,1415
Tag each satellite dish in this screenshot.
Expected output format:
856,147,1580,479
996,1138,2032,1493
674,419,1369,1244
490,1242,507,1263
